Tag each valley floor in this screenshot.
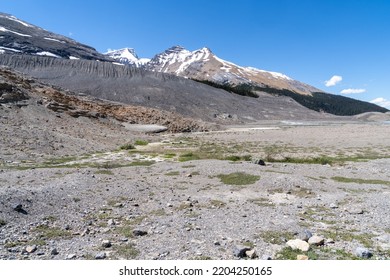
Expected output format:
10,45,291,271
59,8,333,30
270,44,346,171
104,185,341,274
1,120,390,260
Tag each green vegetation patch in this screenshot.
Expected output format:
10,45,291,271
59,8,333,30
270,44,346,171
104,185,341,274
32,224,72,239
332,176,390,186
119,143,135,150
217,172,260,185
257,230,296,245
165,171,181,176
134,140,149,146
113,243,139,259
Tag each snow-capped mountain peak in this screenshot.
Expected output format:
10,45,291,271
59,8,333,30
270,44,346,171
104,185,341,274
144,46,318,95
104,48,150,66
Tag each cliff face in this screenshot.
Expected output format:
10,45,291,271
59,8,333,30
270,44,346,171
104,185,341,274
0,55,328,123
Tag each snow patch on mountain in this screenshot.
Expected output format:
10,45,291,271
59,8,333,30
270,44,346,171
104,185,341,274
0,26,31,37
104,48,150,67
0,14,32,28
36,51,61,58
44,37,65,43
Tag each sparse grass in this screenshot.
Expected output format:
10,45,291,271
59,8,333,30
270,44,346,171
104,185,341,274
165,171,180,176
113,243,139,259
224,155,252,162
4,239,46,248
127,160,155,167
32,225,72,239
217,172,260,185
149,209,167,216
320,229,376,248
248,197,273,207
209,199,226,208
332,176,390,186
120,143,135,150
257,230,296,245
268,156,333,165
275,247,319,260
182,165,196,168
134,140,149,146
164,153,176,159
179,152,201,162
192,256,213,260
115,216,146,238
95,169,114,175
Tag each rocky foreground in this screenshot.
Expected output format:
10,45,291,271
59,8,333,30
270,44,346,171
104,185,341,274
1,121,390,260
1,66,390,260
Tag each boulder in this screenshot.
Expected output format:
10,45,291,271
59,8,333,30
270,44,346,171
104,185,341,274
286,239,310,252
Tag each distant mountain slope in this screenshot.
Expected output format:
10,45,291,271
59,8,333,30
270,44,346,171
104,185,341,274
0,12,110,61
0,54,333,123
144,46,321,96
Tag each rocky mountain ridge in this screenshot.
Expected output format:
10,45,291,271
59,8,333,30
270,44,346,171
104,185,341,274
0,12,110,61
107,45,321,96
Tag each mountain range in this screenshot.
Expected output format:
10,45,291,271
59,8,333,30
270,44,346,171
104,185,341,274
0,12,388,121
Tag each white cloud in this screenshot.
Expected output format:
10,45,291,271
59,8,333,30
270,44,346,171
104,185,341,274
370,97,390,109
340,88,366,94
325,75,342,87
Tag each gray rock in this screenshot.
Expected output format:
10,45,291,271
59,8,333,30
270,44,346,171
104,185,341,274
107,219,115,226
245,249,257,259
13,204,27,214
286,239,310,252
329,203,338,209
347,207,364,214
133,229,147,236
25,245,37,254
66,254,76,260
308,235,325,246
95,252,106,260
355,247,372,259
297,229,313,241
102,240,112,248
50,248,59,255
233,245,251,258
252,159,266,166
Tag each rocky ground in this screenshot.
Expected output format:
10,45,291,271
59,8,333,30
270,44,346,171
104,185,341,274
1,67,390,260
1,120,390,260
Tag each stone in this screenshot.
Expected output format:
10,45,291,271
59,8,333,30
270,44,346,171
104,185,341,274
214,241,221,246
13,204,27,214
355,247,373,259
66,254,76,260
81,228,90,236
329,203,338,209
308,236,325,246
297,255,309,260
286,239,310,252
245,249,257,259
102,240,112,248
107,219,115,226
25,245,37,254
95,252,106,260
233,245,251,258
133,229,147,236
297,229,313,241
347,208,364,215
50,248,59,255
252,159,266,166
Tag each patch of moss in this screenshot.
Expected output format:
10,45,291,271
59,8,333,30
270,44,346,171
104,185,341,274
217,172,260,185
331,176,390,186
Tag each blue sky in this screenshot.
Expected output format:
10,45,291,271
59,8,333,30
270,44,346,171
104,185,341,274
2,0,390,108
